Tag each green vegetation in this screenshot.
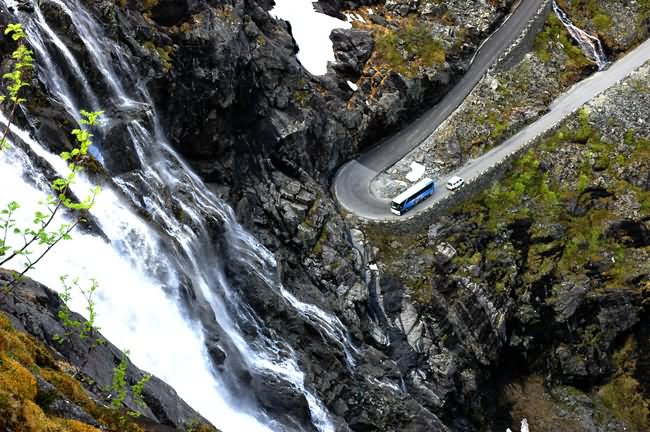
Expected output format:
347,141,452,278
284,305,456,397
1,310,220,431
0,24,101,295
0,313,146,431
109,350,150,424
556,0,650,50
556,0,610,32
0,23,32,151
463,104,650,289
53,276,103,347
534,13,591,84
0,23,207,432
598,336,649,431
373,19,445,78
0,108,102,293
450,20,595,160
363,223,434,302
142,41,174,72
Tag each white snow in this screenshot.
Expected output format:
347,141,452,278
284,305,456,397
405,161,426,182
347,80,358,91
271,0,351,75
507,419,530,432
344,12,366,23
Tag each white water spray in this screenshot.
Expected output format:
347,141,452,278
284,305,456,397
0,119,274,432
0,0,356,430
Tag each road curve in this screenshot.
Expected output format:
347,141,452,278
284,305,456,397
334,6,650,220
334,0,545,219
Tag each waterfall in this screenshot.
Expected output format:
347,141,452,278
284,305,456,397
552,1,608,70
0,0,356,430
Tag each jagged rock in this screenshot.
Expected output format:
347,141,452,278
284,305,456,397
35,376,100,426
380,275,404,315
149,0,191,27
314,0,382,18
12,0,650,430
250,373,315,429
435,242,457,264
330,29,374,78
552,279,590,322
0,269,211,429
606,218,650,247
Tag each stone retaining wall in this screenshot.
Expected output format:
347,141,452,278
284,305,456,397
354,0,556,234
362,120,562,235
493,0,553,72
341,0,559,233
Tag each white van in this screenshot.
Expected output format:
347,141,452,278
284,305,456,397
446,176,464,191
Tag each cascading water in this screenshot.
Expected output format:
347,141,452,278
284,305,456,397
0,0,357,430
552,1,608,70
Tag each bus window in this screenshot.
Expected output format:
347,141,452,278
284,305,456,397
391,178,434,215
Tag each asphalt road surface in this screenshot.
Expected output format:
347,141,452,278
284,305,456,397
334,3,650,220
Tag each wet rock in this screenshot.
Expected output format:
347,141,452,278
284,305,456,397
0,269,210,428
206,338,227,366
102,119,143,174
251,373,314,428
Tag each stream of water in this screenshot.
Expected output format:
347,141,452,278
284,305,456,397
552,0,608,70
0,0,357,430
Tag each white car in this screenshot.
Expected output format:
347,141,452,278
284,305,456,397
446,176,465,191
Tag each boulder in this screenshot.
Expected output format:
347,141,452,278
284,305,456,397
330,29,374,78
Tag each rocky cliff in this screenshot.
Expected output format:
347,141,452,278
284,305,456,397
1,0,518,430
0,270,218,431
362,56,650,432
2,0,649,431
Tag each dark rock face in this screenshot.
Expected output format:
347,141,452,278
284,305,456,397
251,372,315,430
606,219,650,247
314,0,382,19
150,0,192,27
330,29,374,78
0,269,210,429
0,0,548,430
34,375,101,426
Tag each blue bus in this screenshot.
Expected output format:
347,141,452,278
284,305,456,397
390,178,435,215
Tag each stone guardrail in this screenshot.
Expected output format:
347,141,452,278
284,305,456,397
355,0,555,234
492,0,553,72
362,117,564,235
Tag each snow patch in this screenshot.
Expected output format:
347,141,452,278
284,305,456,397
507,418,530,432
344,12,366,23
347,80,358,91
271,0,351,76
405,162,426,182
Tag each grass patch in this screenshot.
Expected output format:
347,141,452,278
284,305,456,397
534,13,592,84
598,336,649,431
373,18,446,78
